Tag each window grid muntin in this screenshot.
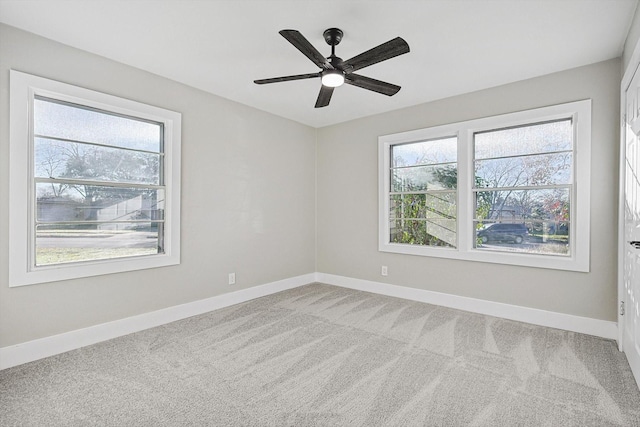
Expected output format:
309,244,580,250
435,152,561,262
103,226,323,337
34,134,166,156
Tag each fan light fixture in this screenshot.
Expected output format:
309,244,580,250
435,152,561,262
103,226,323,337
321,69,345,87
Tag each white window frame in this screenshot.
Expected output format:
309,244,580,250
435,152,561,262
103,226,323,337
9,70,182,286
379,100,591,272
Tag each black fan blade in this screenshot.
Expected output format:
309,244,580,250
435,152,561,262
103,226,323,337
279,30,333,70
315,85,334,108
345,73,401,96
341,37,409,73
254,73,320,84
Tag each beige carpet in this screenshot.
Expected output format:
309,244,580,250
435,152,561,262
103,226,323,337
1,283,639,426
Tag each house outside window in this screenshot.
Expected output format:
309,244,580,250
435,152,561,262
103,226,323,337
9,71,182,286
379,100,591,272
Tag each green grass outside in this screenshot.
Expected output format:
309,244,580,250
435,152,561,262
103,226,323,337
36,247,158,266
528,233,569,242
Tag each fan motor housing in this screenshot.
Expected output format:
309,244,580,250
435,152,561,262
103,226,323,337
323,28,343,46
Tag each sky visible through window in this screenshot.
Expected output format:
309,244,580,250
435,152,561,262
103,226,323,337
34,97,162,152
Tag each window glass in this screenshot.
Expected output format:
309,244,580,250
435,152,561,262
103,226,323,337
34,138,161,184
35,184,165,221
36,224,161,266
392,165,458,192
34,97,162,152
474,189,570,256
33,97,165,267
473,121,573,257
390,136,457,248
474,152,572,188
474,120,572,159
392,137,457,167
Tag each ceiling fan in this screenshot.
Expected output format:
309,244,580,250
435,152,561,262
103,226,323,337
254,28,410,108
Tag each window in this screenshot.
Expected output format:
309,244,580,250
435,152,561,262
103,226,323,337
473,120,573,256
9,70,181,286
379,100,590,271
390,136,458,247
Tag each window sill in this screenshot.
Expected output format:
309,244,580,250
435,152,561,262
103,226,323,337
379,242,588,272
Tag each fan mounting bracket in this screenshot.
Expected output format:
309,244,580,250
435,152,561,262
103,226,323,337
323,28,343,46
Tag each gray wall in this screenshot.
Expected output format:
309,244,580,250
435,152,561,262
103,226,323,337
0,24,317,347
316,59,621,321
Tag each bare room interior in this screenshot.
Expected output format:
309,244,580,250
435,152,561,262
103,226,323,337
1,0,640,425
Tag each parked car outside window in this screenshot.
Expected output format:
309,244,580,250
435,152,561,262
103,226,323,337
477,223,528,244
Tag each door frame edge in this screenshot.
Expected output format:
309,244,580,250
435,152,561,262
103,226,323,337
619,38,640,351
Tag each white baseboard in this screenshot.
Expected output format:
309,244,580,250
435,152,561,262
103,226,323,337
1,271,618,370
316,273,618,340
0,273,315,370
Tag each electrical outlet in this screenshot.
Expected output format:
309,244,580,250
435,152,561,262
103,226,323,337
228,273,236,285
381,265,388,276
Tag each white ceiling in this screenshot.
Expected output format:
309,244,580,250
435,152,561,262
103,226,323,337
0,0,637,128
